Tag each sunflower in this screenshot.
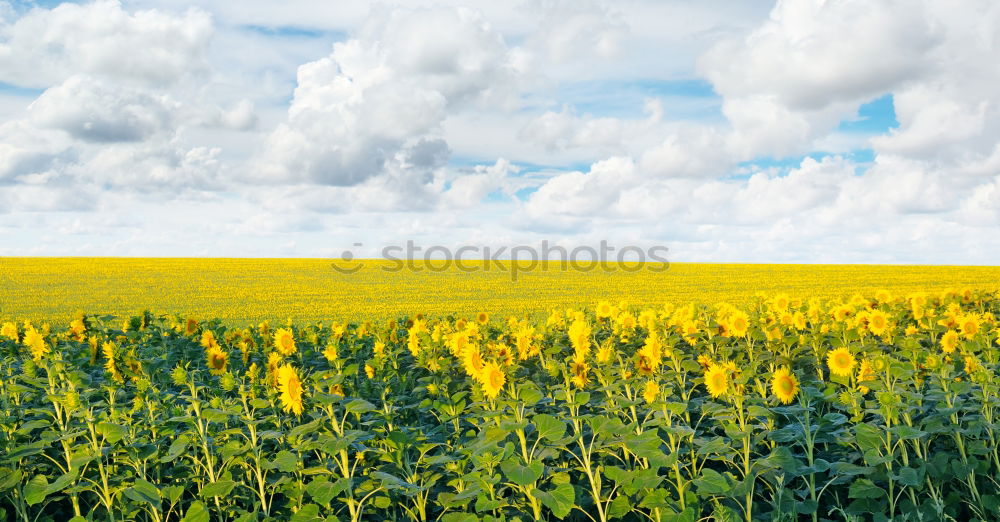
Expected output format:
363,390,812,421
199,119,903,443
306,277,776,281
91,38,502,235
596,344,614,364
704,363,729,398
365,363,375,379
515,328,538,360
570,354,590,388
568,319,592,358
322,344,338,363
476,312,489,325
772,293,790,311
964,355,982,375
481,362,505,399
636,340,661,376
463,344,486,382
200,330,219,351
826,347,856,377
856,359,875,394
940,330,959,354
875,289,892,303
273,328,296,356
867,310,889,336
1,322,17,341
494,343,513,366
793,311,807,330
23,328,49,363
276,364,304,416
69,319,86,341
206,346,228,376
771,367,799,404
407,331,422,358
959,315,980,340
596,300,613,319
373,341,386,359
642,380,660,405
103,342,123,383
728,310,750,337
184,318,199,336
832,305,854,323
266,352,283,387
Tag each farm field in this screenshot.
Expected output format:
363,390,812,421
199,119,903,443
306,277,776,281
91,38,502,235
1,287,999,520
2,258,1000,324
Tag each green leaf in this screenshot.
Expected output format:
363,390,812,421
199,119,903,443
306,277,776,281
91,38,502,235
695,437,731,456
889,425,926,441
848,478,884,499
500,459,543,486
271,450,298,473
161,434,189,463
17,419,50,435
607,494,632,519
163,485,184,504
533,483,575,519
181,500,209,522
96,422,127,444
290,503,321,521
829,462,873,476
305,477,339,506
124,479,161,506
639,488,672,509
693,468,732,495
345,399,375,414
893,466,924,487
372,471,415,491
519,383,543,404
441,514,478,522
532,414,567,441
853,424,883,453
24,475,48,506
604,466,633,487
475,494,502,513
45,472,76,495
288,418,323,440
201,480,237,498
0,469,23,491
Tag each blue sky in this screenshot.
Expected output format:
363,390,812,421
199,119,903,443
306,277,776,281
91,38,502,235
0,0,998,262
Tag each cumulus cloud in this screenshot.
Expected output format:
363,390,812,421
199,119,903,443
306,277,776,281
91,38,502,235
698,0,940,158
28,75,176,143
0,0,212,88
525,0,626,64
0,0,252,191
255,6,518,190
2,0,999,262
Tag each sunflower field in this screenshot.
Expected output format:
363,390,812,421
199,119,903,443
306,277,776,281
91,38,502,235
2,288,1000,521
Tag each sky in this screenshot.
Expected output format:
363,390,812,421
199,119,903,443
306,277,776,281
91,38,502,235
1,0,999,263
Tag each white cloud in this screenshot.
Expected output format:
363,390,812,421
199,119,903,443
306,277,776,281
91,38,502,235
255,6,517,191
28,75,176,142
1,0,999,263
698,0,939,158
0,0,212,88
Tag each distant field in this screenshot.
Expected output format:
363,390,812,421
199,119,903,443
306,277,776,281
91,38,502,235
1,257,999,324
